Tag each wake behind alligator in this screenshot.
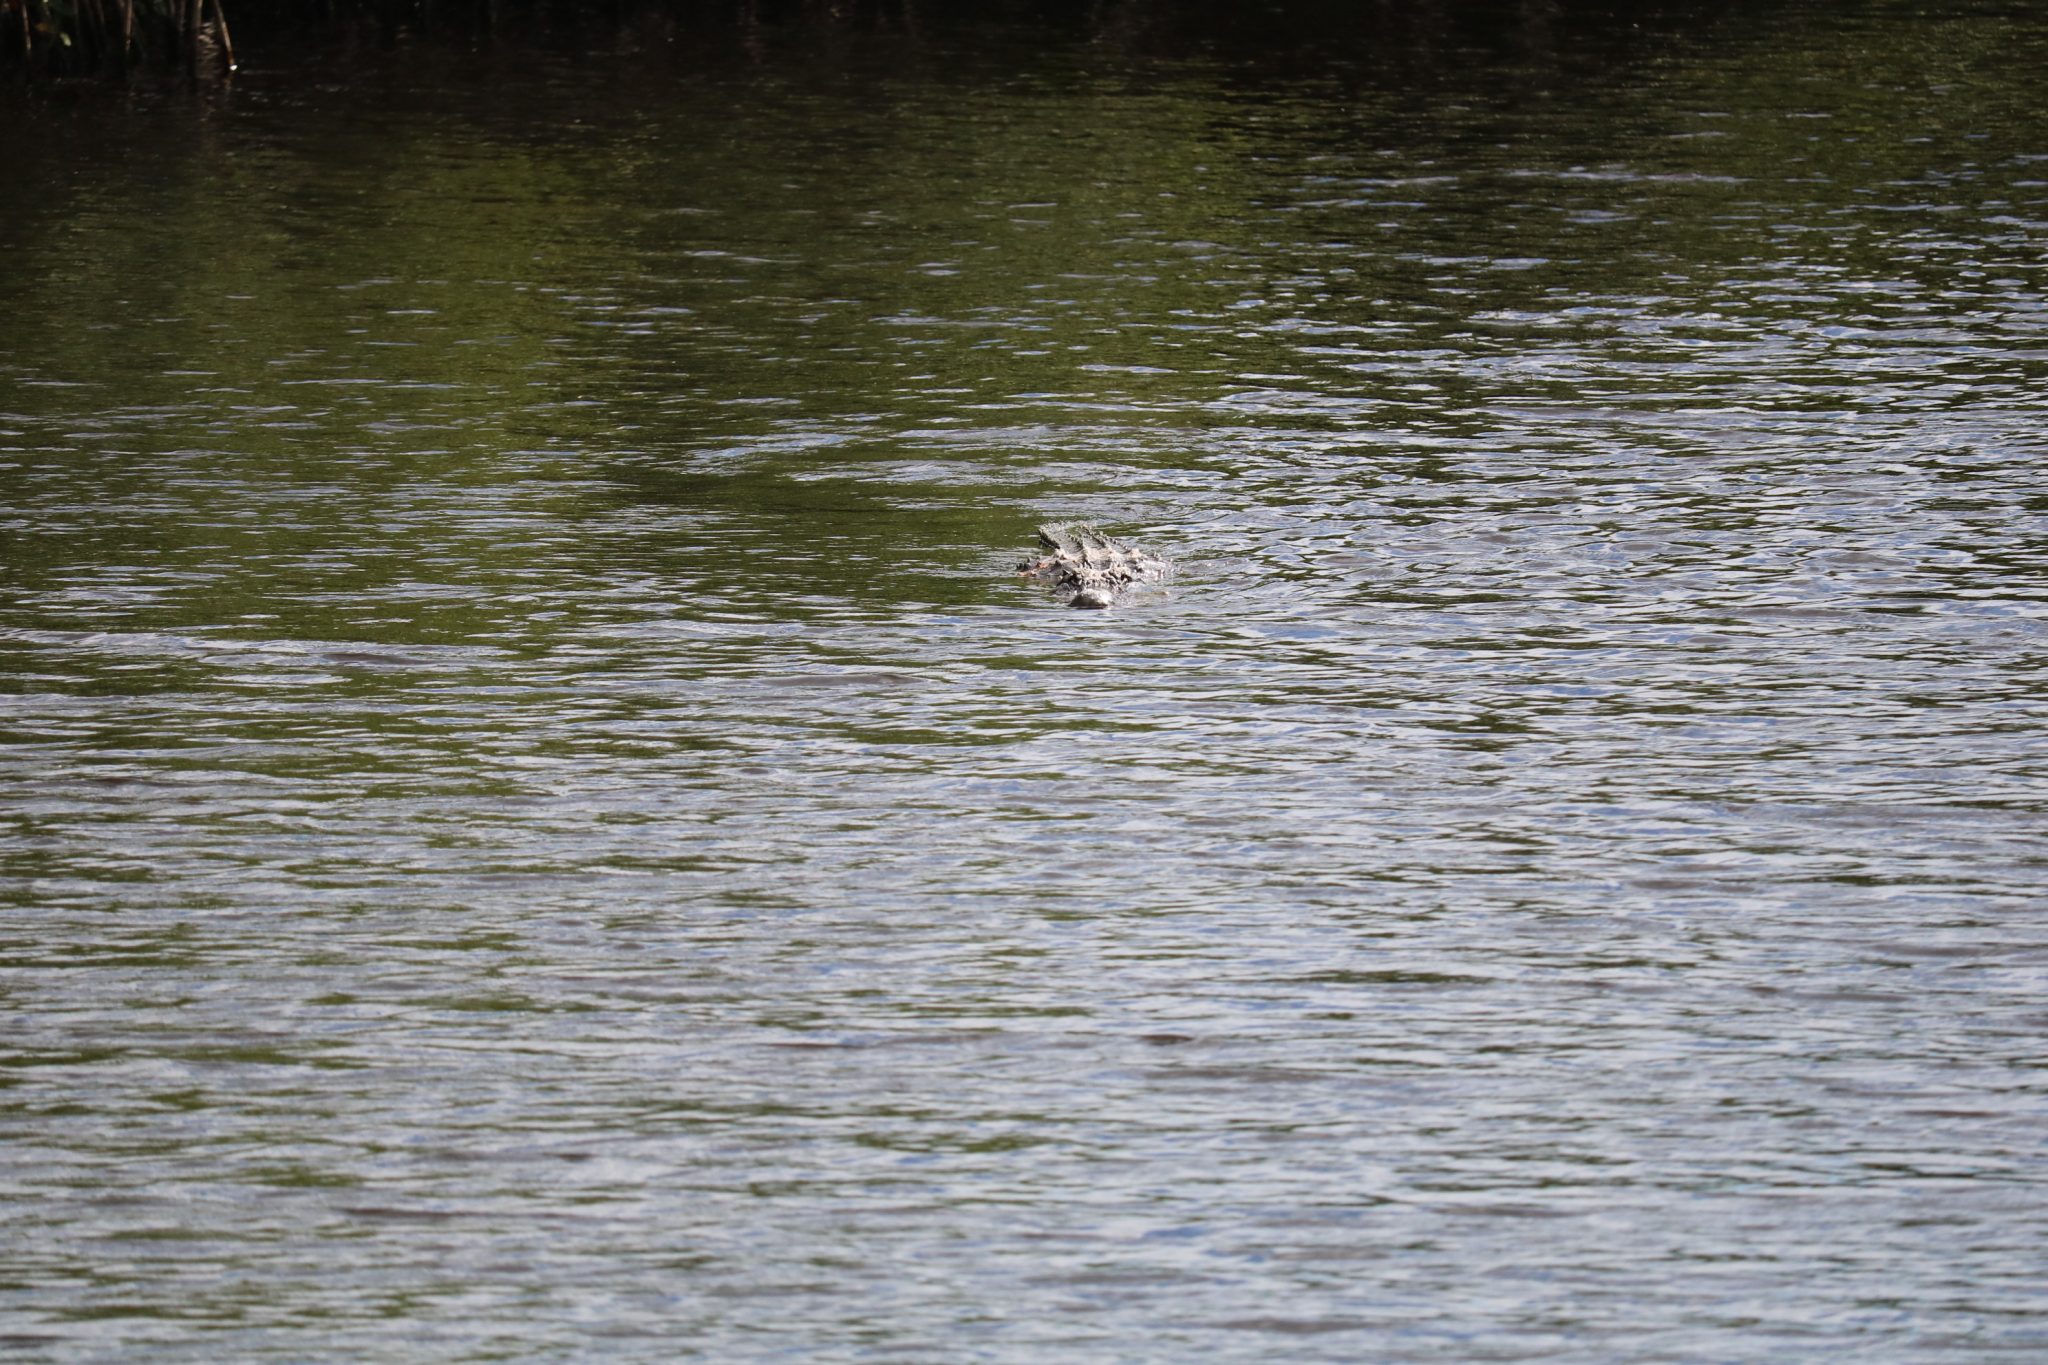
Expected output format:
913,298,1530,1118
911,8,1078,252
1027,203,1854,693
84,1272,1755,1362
1017,524,1169,609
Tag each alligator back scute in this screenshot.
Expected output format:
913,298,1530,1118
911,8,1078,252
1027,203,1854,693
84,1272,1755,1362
1017,524,1168,609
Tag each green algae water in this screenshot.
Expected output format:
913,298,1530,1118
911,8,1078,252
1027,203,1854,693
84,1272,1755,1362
4,3,2048,1358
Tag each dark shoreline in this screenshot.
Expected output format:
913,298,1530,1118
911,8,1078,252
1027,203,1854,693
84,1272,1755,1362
8,0,1758,85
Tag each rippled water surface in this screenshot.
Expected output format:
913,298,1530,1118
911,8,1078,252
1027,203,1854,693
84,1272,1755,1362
5,2,2048,1358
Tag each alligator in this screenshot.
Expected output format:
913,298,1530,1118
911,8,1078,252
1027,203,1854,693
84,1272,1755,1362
1017,524,1168,609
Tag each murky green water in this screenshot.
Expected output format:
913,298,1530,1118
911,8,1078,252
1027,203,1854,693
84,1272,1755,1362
5,2,2047,1358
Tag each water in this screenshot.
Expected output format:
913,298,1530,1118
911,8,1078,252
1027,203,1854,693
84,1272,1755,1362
4,2,2048,1358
